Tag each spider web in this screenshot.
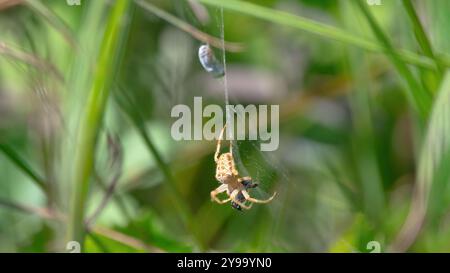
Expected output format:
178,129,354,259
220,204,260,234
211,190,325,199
174,2,354,251
214,7,351,249
213,8,292,245
214,8,287,195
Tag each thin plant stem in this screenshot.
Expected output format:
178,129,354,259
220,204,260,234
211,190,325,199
402,0,444,76
85,135,123,229
0,41,64,81
135,0,244,52
0,143,46,191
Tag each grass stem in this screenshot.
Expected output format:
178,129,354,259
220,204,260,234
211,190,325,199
67,0,132,247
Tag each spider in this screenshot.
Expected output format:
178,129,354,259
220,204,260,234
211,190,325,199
210,124,277,210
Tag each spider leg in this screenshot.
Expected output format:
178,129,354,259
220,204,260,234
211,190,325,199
214,123,227,163
238,177,258,189
210,184,230,204
237,176,253,183
230,190,253,210
241,190,277,204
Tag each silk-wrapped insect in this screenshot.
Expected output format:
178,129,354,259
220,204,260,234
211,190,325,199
198,44,224,78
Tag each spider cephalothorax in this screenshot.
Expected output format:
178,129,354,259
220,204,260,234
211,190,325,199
210,125,276,210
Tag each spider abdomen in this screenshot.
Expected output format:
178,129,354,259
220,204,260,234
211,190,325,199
215,152,238,183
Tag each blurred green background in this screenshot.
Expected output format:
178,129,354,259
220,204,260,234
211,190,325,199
1,0,450,253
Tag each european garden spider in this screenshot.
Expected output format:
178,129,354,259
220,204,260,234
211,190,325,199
210,124,277,210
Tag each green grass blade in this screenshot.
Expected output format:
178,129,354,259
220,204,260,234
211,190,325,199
25,0,76,48
356,0,431,120
402,0,443,93
194,0,448,70
418,72,450,225
392,71,450,251
402,0,443,75
86,232,110,253
67,0,132,247
340,0,385,223
0,143,46,191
